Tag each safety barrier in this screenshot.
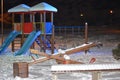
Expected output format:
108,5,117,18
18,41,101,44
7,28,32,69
54,26,84,35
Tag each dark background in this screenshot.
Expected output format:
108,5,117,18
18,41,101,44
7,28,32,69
0,0,120,26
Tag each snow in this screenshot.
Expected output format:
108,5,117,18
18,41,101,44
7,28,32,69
0,34,120,80
63,55,70,60
51,63,120,71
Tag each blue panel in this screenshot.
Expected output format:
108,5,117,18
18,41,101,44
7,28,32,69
45,22,52,34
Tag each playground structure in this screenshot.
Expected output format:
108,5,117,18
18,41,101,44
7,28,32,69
0,2,104,78
28,20,102,65
0,2,57,55
1,2,119,80
29,41,102,65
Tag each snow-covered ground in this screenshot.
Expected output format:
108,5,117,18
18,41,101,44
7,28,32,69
0,33,120,80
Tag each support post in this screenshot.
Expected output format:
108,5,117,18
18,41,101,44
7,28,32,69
1,0,4,44
85,22,88,44
21,13,24,46
92,71,102,80
84,22,88,54
43,12,46,39
12,13,15,51
51,25,55,54
51,12,54,54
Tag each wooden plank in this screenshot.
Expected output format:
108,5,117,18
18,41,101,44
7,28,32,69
50,55,84,64
30,49,50,57
29,42,102,65
29,57,50,66
65,42,101,55
51,64,120,73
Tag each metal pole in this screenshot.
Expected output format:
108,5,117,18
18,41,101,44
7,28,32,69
1,0,4,44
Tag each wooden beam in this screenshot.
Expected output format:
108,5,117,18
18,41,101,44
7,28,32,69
30,49,49,57
65,42,101,55
29,42,102,65
50,54,84,64
29,57,50,66
30,49,84,64
51,64,120,73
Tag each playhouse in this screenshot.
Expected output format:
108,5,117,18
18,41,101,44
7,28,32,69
0,2,57,55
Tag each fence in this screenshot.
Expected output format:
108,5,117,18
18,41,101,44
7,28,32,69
54,26,84,35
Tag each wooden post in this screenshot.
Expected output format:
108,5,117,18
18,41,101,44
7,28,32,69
51,25,55,54
32,13,35,49
85,22,88,44
39,12,42,42
21,13,24,46
32,13,36,30
51,12,54,54
84,22,88,54
1,0,4,44
43,12,46,39
92,71,102,80
12,13,15,51
13,62,29,78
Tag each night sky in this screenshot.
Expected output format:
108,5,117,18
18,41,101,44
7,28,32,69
1,0,120,26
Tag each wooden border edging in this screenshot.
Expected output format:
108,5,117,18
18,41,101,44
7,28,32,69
51,63,120,80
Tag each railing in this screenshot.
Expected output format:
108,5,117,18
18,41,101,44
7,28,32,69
54,26,84,35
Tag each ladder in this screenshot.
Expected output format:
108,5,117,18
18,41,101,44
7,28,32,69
12,37,22,51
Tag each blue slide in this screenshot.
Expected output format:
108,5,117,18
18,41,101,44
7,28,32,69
0,30,20,54
14,31,41,56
